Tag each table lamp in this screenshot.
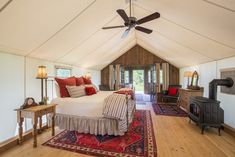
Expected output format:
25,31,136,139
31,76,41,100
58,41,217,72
84,72,92,80
184,71,193,88
36,66,48,104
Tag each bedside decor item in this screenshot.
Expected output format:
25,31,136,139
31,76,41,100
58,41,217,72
20,97,38,109
184,71,193,88
188,71,200,90
36,65,48,104
43,96,49,105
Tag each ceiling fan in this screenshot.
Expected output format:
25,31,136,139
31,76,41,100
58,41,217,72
102,0,160,38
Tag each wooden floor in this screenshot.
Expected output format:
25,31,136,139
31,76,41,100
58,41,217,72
1,103,235,157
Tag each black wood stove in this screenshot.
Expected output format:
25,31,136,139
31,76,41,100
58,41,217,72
188,78,233,135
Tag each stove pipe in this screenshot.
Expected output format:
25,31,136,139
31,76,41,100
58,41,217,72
209,78,234,100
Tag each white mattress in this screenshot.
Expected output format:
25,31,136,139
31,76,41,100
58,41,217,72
51,91,114,117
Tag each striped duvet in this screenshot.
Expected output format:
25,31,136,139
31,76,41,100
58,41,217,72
103,93,135,132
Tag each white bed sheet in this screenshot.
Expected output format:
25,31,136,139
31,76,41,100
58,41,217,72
51,91,114,117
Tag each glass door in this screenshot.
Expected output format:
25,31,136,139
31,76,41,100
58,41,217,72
133,69,145,94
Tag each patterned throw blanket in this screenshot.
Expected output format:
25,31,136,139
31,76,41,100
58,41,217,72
103,93,130,120
113,88,135,100
103,92,134,132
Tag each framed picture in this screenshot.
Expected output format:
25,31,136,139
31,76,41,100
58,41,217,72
20,97,38,109
221,68,235,95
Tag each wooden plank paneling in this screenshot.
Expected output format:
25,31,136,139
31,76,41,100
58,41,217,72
169,64,179,85
101,66,109,85
101,45,179,86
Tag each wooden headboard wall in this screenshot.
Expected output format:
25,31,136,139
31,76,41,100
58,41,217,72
101,45,179,86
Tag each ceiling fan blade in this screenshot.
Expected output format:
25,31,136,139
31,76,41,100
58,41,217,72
121,28,131,38
136,12,160,25
102,25,126,29
117,9,129,23
135,26,153,34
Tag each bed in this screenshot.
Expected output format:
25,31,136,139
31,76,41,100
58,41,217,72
50,90,136,136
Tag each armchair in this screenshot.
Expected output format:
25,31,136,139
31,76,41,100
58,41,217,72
161,85,182,103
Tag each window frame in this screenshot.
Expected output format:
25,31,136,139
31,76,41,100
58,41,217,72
124,70,130,84
160,69,163,85
55,65,72,78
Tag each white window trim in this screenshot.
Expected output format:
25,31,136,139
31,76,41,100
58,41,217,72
55,65,73,78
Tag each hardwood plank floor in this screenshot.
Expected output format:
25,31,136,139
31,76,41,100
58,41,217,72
1,103,235,157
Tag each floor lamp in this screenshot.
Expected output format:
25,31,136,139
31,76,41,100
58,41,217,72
36,65,48,105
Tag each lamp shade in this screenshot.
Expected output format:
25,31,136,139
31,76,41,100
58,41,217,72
184,71,193,77
84,72,92,79
36,66,47,79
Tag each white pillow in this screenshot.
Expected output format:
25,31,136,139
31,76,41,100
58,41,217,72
66,85,86,98
55,83,61,97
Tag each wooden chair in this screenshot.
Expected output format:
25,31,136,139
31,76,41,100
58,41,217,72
161,85,182,103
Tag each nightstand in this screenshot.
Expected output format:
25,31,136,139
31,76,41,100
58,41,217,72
15,104,57,148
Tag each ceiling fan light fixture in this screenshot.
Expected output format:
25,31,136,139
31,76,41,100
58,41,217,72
102,0,160,37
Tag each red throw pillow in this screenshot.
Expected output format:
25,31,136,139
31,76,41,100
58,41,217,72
55,77,76,97
83,77,92,84
76,77,85,86
85,86,96,95
168,87,178,96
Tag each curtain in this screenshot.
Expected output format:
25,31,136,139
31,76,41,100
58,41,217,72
120,66,125,87
109,65,115,90
162,63,169,91
115,64,121,90
156,63,161,93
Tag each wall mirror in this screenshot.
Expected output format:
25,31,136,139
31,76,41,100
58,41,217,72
188,71,200,90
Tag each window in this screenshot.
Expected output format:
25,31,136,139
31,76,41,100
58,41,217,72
125,70,129,83
160,70,163,84
153,71,156,83
148,70,151,83
55,66,72,78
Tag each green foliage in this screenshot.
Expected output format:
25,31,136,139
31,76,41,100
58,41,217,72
133,70,144,92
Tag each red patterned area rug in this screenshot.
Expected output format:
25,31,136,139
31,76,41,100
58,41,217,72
43,110,157,157
152,103,188,117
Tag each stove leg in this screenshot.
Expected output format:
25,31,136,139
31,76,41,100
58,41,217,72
218,128,221,136
221,125,224,130
201,126,205,134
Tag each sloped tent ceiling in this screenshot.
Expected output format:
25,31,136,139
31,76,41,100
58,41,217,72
0,0,234,70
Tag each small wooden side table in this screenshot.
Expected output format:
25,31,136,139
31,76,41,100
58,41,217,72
15,104,57,148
